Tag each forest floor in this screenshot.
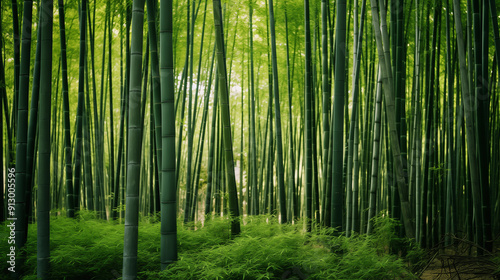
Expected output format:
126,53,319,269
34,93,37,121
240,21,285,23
418,239,500,280
1,213,498,279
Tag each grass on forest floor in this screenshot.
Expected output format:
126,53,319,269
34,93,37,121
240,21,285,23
1,212,424,279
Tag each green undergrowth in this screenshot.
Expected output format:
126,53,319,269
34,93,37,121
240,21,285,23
1,211,421,279
494,254,500,276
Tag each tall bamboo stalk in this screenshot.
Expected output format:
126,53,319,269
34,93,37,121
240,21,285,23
249,0,259,216
268,0,287,224
57,0,74,218
369,0,414,238
25,11,42,226
321,0,330,227
284,0,296,221
367,66,382,234
304,0,313,231
206,76,219,216
160,0,178,267
15,0,33,252
122,0,146,278
212,0,241,235
331,0,347,231
452,0,484,253
38,0,53,278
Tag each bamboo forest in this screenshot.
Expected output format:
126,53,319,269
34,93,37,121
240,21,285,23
1,0,500,279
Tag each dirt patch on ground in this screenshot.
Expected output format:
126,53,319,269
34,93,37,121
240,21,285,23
419,254,498,279
417,242,499,280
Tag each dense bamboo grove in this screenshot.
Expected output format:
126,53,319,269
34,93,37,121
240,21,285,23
1,0,500,278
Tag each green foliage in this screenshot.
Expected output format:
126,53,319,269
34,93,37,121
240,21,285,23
429,163,449,182
0,213,419,279
494,253,500,276
368,213,426,271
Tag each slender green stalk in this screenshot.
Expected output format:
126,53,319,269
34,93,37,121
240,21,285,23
122,0,146,278
15,0,33,252
411,0,422,241
346,0,358,236
108,0,115,218
475,0,492,253
268,0,287,224
175,0,191,190
212,0,241,235
248,0,259,216
367,66,382,234
263,0,274,216
96,2,108,219
113,74,126,220
74,0,88,214
38,0,53,278
304,0,313,231
83,78,94,211
352,107,360,233
421,5,435,247
445,0,454,246
331,0,347,231
258,93,270,215
206,76,219,216
283,0,296,221
86,1,102,214
346,0,366,235
25,11,41,226
370,0,414,238
57,0,74,218
160,0,178,267
452,0,484,253
112,2,126,220
191,0,209,129
184,0,196,224
489,0,500,76
11,0,20,138
320,0,330,226
191,46,215,222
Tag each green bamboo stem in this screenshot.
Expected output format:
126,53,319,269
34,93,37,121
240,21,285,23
268,0,287,223
160,0,178,267
283,0,296,221
57,0,75,218
367,66,382,234
25,12,42,225
38,0,53,278
11,0,20,139
122,0,146,278
15,0,33,252
452,0,484,252
331,0,347,231
369,0,414,238
321,0,330,227
304,0,313,231
212,0,241,235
